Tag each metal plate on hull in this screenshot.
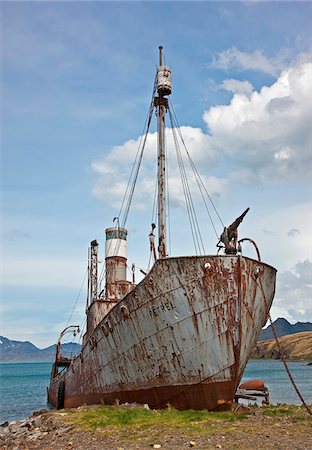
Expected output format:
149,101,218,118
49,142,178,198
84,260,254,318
48,255,276,411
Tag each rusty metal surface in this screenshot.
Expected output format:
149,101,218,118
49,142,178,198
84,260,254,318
48,255,276,411
239,380,266,391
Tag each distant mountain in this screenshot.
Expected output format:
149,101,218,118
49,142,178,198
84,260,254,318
252,331,312,361
0,336,48,363
42,343,82,361
259,318,312,341
0,336,81,363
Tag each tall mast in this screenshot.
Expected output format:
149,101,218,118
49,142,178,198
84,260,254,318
155,46,172,258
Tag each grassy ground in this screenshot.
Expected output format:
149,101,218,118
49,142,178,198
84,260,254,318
2,403,311,449
67,404,248,440
59,403,312,449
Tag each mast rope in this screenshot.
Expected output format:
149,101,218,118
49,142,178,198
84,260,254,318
96,74,158,293
119,73,158,229
165,137,172,255
150,141,158,228
65,266,88,330
169,111,205,255
169,98,224,234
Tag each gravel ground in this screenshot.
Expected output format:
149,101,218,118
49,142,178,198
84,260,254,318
1,406,311,450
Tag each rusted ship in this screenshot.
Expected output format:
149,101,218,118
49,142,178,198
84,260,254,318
48,47,276,411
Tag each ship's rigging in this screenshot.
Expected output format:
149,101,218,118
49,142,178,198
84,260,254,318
111,47,227,262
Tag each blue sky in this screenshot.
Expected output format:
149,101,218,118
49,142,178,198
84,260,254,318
1,1,312,347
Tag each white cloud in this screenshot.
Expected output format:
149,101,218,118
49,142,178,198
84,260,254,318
241,203,312,323
203,58,312,184
246,203,312,272
273,259,312,323
91,127,226,210
2,257,86,289
211,47,288,76
85,53,312,209
221,79,253,95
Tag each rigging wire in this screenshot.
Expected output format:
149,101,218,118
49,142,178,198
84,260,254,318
98,261,106,295
147,176,158,272
165,133,172,255
257,278,312,416
78,317,87,345
117,73,158,226
120,104,155,228
173,128,200,254
96,74,157,287
120,73,158,228
65,267,88,330
169,98,225,235
169,112,205,255
92,76,158,301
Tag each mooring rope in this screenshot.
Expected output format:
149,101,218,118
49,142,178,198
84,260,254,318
257,277,312,416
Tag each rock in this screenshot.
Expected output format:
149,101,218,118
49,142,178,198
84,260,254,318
32,416,42,428
0,426,10,436
56,426,74,435
32,409,48,417
9,423,21,433
20,419,32,429
43,418,55,432
1,421,9,427
216,445,222,449
152,445,162,449
143,403,150,409
26,431,45,441
189,441,196,447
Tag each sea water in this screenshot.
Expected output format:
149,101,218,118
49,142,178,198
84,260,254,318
0,362,52,424
242,359,312,406
0,360,311,423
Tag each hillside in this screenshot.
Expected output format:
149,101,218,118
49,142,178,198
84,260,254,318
0,336,48,363
259,318,312,340
0,336,81,363
251,331,312,361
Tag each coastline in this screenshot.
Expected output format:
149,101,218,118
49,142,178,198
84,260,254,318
251,332,312,362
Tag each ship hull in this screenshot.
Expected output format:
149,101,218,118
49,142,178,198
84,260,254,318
48,255,276,410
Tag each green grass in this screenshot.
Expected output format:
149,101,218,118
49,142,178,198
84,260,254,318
52,404,312,447
65,404,248,433
262,404,312,420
